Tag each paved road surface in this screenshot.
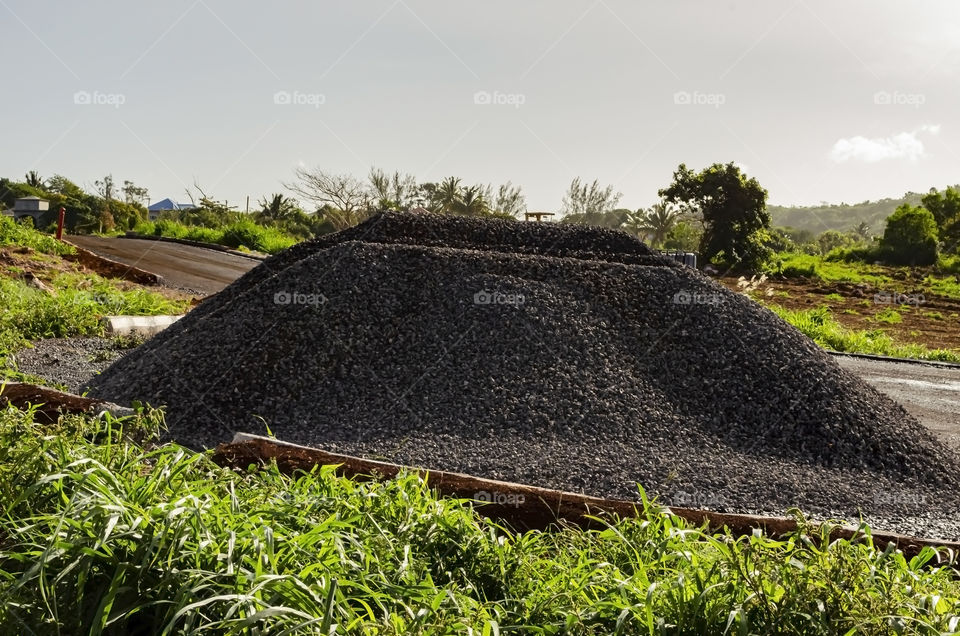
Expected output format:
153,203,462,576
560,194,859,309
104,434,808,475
69,236,259,295
834,355,960,450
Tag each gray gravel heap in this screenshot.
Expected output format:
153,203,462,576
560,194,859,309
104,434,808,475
87,212,960,537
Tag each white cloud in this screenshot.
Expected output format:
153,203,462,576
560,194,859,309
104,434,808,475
830,125,940,163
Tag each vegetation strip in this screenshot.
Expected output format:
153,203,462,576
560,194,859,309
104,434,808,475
120,232,268,260
3,408,960,633
216,433,960,565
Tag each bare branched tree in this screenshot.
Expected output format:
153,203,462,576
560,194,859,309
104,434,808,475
285,167,371,230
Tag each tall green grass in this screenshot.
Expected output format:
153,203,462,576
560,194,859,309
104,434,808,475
1,408,959,634
0,216,74,256
770,305,960,362
134,219,297,255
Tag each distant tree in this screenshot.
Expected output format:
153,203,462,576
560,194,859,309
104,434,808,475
94,174,115,202
24,171,45,189
852,221,872,241
765,227,796,253
285,168,371,230
415,182,440,211
368,168,417,211
879,204,938,265
98,208,116,234
816,230,858,255
921,186,960,252
436,177,462,214
659,162,771,271
625,201,679,248
109,201,145,231
46,174,85,198
122,180,149,206
490,181,526,217
560,178,622,221
258,193,298,222
663,219,702,252
457,185,489,216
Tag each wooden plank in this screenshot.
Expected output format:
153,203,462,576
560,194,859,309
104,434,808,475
212,433,960,565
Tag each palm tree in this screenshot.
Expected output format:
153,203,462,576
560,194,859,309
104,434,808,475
24,171,45,189
626,202,679,248
258,193,297,222
458,185,489,216
437,177,462,214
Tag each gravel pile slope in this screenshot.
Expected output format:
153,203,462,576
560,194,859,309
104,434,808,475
116,213,679,369
87,212,960,536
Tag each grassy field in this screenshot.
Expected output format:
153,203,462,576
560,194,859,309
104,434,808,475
730,253,960,361
766,252,960,299
1,407,958,634
767,305,960,363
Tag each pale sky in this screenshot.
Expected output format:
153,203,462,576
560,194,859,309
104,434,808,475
2,1,958,211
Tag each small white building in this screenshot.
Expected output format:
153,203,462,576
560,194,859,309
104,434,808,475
4,196,50,224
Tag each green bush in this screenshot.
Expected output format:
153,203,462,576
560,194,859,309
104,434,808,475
879,204,939,266
824,245,879,263
0,216,74,256
220,219,296,253
133,218,297,254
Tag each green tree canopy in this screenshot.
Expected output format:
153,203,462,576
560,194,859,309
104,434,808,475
921,186,960,252
659,162,771,271
879,204,939,266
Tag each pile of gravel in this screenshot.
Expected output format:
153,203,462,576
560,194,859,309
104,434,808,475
13,337,134,393
87,212,960,537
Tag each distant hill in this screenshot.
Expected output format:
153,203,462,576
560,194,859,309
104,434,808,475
768,192,926,234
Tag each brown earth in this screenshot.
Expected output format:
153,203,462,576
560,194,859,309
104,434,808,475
718,275,960,353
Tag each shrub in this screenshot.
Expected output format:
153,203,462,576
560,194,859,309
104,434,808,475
879,204,939,266
0,216,74,256
824,245,880,263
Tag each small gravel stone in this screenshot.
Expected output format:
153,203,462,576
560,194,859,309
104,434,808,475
14,337,132,393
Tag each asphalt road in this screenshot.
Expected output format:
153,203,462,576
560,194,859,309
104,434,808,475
834,355,960,451
69,235,259,295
